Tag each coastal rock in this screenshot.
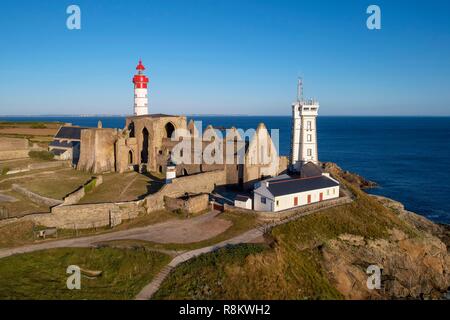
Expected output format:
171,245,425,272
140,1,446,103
322,162,377,189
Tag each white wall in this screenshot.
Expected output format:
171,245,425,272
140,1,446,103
254,192,274,211
253,185,339,212
235,199,252,210
291,101,319,170
272,186,339,212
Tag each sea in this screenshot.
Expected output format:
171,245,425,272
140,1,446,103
1,115,449,224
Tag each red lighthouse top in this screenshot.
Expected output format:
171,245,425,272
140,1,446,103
133,60,149,89
136,59,145,71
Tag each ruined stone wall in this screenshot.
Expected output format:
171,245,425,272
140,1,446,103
12,184,63,207
28,200,144,229
115,137,138,173
77,128,118,173
145,170,226,213
0,137,29,160
164,193,209,214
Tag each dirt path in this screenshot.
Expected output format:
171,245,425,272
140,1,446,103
0,211,231,259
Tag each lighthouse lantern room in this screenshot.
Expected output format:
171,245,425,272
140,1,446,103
133,60,149,116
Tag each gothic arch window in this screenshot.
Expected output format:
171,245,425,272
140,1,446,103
165,122,175,139
128,150,133,164
128,122,135,138
141,127,149,163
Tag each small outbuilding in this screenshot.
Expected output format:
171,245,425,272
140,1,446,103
234,195,252,210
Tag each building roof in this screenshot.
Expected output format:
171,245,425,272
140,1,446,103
265,175,339,197
54,126,87,140
49,140,75,148
127,113,179,119
235,195,250,202
299,162,323,178
50,148,69,156
136,60,145,71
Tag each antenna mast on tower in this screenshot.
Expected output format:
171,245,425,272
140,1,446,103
297,77,303,102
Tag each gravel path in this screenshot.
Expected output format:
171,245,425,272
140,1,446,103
0,211,230,259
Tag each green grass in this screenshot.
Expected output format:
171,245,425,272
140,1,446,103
28,150,54,161
0,220,36,248
0,247,171,300
79,172,161,204
0,169,93,200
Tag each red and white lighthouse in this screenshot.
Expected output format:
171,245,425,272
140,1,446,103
133,60,149,116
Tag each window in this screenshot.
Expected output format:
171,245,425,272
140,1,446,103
307,134,312,142
261,197,266,204
307,149,312,156
327,189,330,195
307,121,312,130
276,200,279,207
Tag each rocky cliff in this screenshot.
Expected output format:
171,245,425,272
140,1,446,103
321,162,449,299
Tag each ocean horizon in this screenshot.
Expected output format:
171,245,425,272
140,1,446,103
1,115,449,224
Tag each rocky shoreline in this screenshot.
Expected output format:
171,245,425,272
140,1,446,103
321,162,450,299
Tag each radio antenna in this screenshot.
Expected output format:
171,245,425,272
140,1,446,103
297,77,303,102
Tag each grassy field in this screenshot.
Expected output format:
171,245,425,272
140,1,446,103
0,220,36,248
0,247,170,300
0,168,92,200
0,121,62,147
154,181,414,300
0,190,50,218
79,172,162,204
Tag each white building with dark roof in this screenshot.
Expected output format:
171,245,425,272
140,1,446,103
253,165,339,212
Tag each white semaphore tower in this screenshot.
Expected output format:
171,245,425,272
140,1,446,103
290,78,320,172
133,60,149,116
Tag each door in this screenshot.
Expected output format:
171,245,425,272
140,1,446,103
307,194,311,204
319,193,323,201
294,197,298,206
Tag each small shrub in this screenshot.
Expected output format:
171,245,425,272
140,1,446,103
30,123,46,129
83,178,97,193
1,167,9,175
28,150,54,161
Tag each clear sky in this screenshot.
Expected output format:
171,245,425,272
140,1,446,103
0,0,449,116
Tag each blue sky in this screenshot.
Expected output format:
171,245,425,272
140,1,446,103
0,0,449,116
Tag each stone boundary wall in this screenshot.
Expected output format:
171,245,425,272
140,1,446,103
4,160,70,175
29,161,70,170
12,184,63,207
225,195,352,221
145,170,226,213
62,175,103,205
27,200,144,229
0,150,30,161
164,193,209,214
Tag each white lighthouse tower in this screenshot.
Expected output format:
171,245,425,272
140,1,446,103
290,78,320,172
133,60,149,116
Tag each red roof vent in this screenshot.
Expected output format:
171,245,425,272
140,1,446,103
136,60,145,71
